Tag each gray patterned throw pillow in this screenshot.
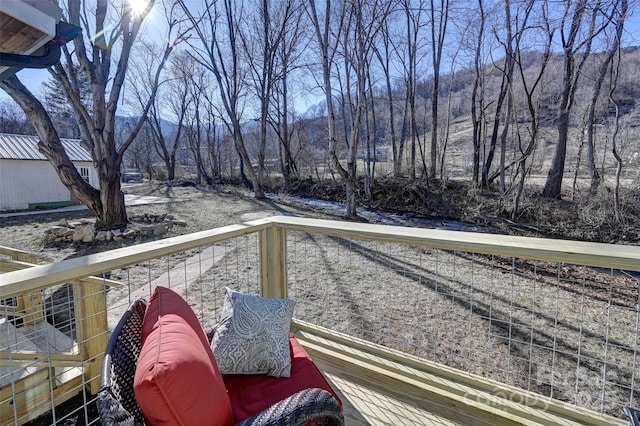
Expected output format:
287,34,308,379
210,288,296,377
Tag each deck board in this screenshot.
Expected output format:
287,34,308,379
324,371,465,425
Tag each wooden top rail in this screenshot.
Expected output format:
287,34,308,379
268,216,640,272
2,217,638,299
0,221,269,298
0,259,122,288
0,246,52,264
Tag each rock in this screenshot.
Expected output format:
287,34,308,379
139,224,156,233
123,229,137,238
82,231,95,243
46,226,70,237
58,218,69,227
71,230,83,242
96,230,107,241
153,224,167,235
73,225,94,242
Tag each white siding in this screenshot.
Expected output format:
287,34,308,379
0,160,72,210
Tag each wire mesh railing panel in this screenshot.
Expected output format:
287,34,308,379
103,234,260,331
1,233,259,425
286,230,640,418
3,221,639,423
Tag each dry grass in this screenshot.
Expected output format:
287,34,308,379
192,231,638,418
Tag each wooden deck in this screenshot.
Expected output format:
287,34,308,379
323,371,468,425
294,321,626,426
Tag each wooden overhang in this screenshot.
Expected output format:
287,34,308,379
0,0,80,80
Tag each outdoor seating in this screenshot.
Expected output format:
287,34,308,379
97,287,344,426
625,407,640,426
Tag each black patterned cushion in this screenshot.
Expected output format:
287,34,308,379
211,288,295,377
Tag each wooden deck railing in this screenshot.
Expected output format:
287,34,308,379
1,217,638,425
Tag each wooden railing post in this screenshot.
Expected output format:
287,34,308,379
74,281,108,395
11,252,45,327
259,224,288,299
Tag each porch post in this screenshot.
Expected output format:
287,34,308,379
74,281,107,395
12,252,45,326
259,224,288,299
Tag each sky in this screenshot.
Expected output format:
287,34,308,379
3,0,640,113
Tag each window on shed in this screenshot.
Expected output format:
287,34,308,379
79,167,90,183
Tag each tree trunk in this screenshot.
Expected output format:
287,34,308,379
429,0,449,181
544,101,570,199
470,0,485,187
542,0,602,199
1,75,127,229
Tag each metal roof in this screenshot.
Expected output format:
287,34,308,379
0,133,92,162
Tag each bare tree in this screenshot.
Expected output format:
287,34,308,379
184,62,219,186
306,0,344,207
511,2,553,218
583,0,627,197
123,121,156,178
179,0,265,198
399,0,425,181
542,0,611,199
470,0,486,186
307,0,389,217
270,3,306,187
147,53,193,182
239,0,299,189
0,0,182,230
428,0,450,180
609,42,624,221
482,0,511,189
372,16,402,177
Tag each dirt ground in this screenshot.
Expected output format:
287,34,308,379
0,183,339,263
1,178,638,261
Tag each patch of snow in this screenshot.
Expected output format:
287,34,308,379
268,193,495,233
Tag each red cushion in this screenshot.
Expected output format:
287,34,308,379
133,286,233,426
223,335,342,423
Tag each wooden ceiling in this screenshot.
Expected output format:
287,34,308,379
0,11,50,56
0,1,61,76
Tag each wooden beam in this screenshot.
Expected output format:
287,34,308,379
269,217,640,272
259,224,288,299
0,246,51,263
0,373,83,426
0,351,81,367
0,221,270,297
74,281,107,394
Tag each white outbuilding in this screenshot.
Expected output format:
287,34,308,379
0,133,98,211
